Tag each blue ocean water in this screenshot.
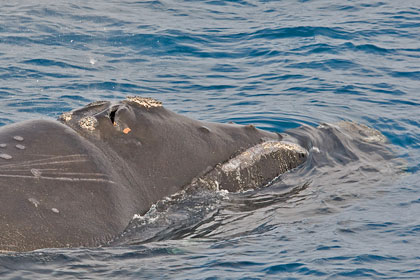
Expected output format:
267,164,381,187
0,0,420,279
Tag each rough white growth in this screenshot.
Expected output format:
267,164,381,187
126,96,162,108
132,214,144,220
221,141,306,173
60,112,73,122
78,116,98,131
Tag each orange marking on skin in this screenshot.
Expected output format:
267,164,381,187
123,127,131,134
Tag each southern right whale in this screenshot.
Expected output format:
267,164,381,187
0,96,307,252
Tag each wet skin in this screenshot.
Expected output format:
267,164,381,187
0,97,307,252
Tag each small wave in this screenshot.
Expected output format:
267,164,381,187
22,58,90,71
249,26,350,40
391,70,420,80
286,58,360,71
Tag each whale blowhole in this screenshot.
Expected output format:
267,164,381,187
109,108,117,125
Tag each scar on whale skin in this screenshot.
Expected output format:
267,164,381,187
0,154,12,160
28,198,40,208
31,169,42,178
199,126,211,133
13,136,24,141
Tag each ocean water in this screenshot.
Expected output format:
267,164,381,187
1,0,420,279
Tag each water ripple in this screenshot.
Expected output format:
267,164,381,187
0,0,420,279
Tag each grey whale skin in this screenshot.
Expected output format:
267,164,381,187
0,97,307,252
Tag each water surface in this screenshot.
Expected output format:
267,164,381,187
1,0,419,279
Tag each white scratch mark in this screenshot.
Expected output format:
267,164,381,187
31,169,42,177
0,154,88,169
0,173,116,184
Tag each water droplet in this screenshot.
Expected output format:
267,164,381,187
51,208,60,214
0,154,12,160
13,136,24,141
0,144,6,148
15,144,25,150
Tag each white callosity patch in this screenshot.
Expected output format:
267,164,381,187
78,116,98,131
221,141,306,173
60,112,73,122
126,96,162,108
0,144,7,148
187,141,308,192
86,100,109,108
15,144,25,150
51,208,59,213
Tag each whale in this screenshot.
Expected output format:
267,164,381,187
0,96,307,252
